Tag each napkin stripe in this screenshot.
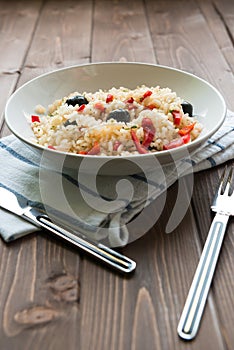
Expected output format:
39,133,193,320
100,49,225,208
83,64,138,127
0,182,44,210
207,140,225,150
207,157,216,167
182,158,196,166
131,173,165,191
0,141,38,167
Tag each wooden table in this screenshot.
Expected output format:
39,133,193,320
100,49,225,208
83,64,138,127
0,1,233,349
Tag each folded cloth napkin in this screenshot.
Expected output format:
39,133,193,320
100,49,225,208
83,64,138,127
0,110,233,246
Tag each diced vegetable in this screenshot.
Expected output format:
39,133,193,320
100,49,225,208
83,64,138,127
163,138,183,150
140,90,153,102
178,123,196,136
31,115,40,123
181,133,191,144
106,94,114,103
87,141,100,155
77,104,86,112
126,97,134,103
94,102,105,112
131,129,148,154
171,110,181,126
143,90,152,99
163,134,190,150
146,104,157,110
141,118,156,148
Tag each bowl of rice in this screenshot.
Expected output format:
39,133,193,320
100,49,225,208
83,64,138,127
5,62,226,175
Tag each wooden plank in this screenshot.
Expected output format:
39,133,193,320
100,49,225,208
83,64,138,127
0,0,42,73
145,0,234,110
19,0,93,85
0,235,81,349
92,0,155,63
214,0,234,39
0,0,42,126
198,0,234,72
0,73,18,127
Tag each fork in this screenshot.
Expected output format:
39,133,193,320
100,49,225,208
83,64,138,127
177,165,233,340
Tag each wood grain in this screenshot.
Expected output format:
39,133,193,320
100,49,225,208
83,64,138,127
198,0,234,72
145,0,234,110
0,0,42,73
92,0,155,63
20,0,93,85
0,74,18,127
0,1,41,126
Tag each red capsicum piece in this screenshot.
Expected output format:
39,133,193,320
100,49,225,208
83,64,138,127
171,110,181,126
94,102,105,112
141,118,156,148
146,104,157,110
178,123,196,136
106,94,114,103
87,141,100,155
126,97,134,103
140,90,153,102
163,134,190,150
131,129,148,154
31,115,40,123
143,90,152,99
77,104,86,112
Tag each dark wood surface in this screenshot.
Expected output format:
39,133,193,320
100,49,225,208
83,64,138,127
0,1,233,349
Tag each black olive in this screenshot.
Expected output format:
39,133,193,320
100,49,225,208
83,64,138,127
64,120,77,127
106,109,130,123
65,95,88,107
181,101,193,117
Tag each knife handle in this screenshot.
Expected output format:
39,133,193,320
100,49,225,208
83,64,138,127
177,212,229,340
23,210,136,274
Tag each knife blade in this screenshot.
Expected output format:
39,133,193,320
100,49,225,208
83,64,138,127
0,186,136,273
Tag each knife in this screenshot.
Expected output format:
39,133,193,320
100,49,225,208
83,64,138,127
0,186,136,273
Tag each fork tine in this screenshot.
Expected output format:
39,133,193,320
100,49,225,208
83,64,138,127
223,166,233,196
212,166,229,208
217,166,227,196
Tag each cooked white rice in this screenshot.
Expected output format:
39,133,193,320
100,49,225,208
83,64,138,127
30,85,203,156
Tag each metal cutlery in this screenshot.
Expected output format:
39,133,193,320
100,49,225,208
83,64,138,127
0,186,136,274
177,165,233,340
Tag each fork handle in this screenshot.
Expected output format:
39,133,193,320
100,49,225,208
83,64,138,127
177,212,229,340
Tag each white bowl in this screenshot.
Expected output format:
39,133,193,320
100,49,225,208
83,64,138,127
5,62,226,175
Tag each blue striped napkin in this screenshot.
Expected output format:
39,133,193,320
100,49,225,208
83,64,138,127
0,110,233,246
